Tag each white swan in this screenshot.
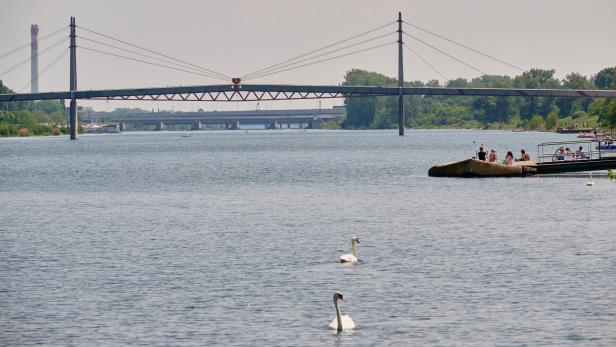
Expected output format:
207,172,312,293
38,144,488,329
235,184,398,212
328,292,356,332
339,236,359,263
587,173,594,186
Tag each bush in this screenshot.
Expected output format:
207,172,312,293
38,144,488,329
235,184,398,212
0,124,18,137
527,115,545,130
319,121,340,130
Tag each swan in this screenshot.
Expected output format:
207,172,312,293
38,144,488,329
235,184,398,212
339,236,359,263
587,173,594,186
328,292,356,332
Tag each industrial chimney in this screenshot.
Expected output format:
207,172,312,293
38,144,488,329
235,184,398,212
30,24,39,93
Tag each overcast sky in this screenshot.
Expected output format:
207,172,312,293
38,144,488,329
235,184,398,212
1,0,615,111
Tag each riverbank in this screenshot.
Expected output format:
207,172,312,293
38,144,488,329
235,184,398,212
2,125,614,138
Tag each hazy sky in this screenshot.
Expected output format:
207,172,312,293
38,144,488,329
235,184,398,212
1,0,615,111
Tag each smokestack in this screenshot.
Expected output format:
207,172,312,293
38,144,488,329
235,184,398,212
31,24,39,93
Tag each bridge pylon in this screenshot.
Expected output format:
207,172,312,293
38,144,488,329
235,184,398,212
69,17,78,140
397,12,405,136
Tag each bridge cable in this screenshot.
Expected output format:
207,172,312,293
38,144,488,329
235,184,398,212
403,44,449,82
78,46,230,81
402,32,487,75
17,48,69,93
77,35,228,81
77,25,232,80
403,21,526,72
241,20,396,79
244,31,396,81
0,37,69,78
243,41,396,80
0,25,68,61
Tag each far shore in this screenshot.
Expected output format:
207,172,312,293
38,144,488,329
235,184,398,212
2,126,614,139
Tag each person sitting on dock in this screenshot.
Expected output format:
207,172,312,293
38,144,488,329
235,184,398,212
576,146,586,159
477,146,487,161
504,151,514,165
488,149,498,163
519,149,530,161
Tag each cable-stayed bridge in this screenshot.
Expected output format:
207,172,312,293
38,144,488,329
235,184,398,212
1,13,615,139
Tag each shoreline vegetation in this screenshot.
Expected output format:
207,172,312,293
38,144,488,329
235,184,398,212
341,67,616,132
1,66,614,137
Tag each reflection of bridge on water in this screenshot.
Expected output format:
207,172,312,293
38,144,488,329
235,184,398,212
81,107,346,131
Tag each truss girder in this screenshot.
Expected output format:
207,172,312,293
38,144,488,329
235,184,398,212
1,84,615,102
96,90,377,102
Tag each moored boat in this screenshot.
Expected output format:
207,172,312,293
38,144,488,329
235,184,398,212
577,132,594,138
428,159,536,177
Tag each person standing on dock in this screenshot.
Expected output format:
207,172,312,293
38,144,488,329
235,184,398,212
477,146,487,161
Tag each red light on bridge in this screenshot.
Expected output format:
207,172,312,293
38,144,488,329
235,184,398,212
232,78,241,85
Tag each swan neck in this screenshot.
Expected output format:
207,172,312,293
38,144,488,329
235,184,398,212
351,241,357,258
334,297,342,332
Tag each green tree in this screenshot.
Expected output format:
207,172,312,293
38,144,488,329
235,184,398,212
514,69,560,119
49,112,67,126
545,107,559,130
605,99,616,128
446,78,468,88
594,67,616,89
527,114,545,130
35,100,65,114
343,69,397,128
370,106,395,129
591,67,616,128
558,72,594,116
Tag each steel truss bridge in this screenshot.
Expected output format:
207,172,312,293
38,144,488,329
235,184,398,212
2,84,615,103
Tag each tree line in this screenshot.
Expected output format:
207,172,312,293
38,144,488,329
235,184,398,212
342,66,616,130
0,83,69,136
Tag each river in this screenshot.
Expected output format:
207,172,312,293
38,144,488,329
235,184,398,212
1,129,615,346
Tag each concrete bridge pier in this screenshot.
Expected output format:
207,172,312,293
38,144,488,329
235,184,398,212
155,121,165,131
191,120,201,131
268,120,278,129
119,121,126,131
309,118,321,129
229,120,240,130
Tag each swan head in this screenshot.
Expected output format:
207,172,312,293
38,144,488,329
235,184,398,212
351,236,359,244
333,292,344,301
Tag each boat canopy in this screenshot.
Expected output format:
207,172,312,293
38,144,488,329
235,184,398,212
536,139,614,163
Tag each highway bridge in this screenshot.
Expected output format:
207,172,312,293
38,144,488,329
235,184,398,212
81,107,346,130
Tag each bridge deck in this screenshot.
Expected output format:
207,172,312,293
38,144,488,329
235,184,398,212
1,84,615,102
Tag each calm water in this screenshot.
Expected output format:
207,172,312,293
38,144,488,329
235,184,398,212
1,129,615,346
